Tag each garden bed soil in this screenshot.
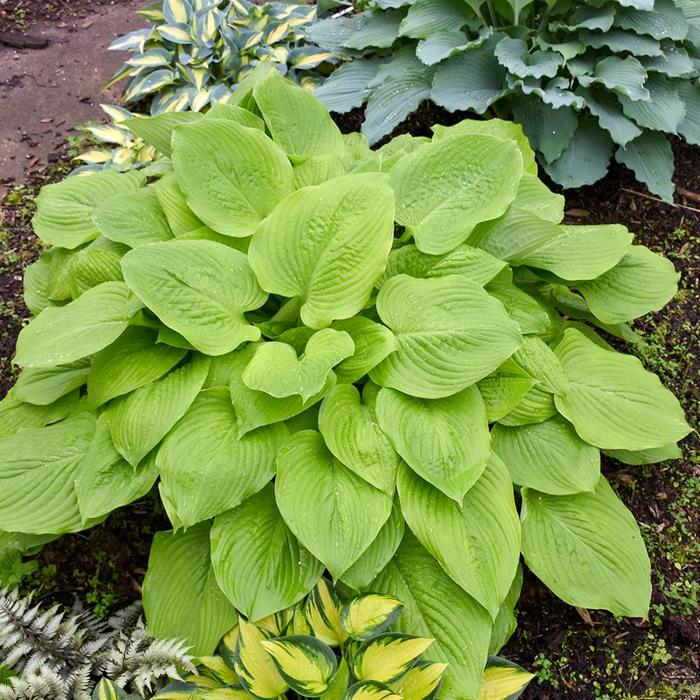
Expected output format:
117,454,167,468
0,25,698,696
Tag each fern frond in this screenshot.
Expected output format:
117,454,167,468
0,666,66,700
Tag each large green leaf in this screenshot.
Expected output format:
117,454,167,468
143,522,237,656
371,533,492,699
87,327,186,406
370,275,522,399
32,170,143,249
492,416,600,495
253,71,344,163
397,455,520,619
242,330,354,402
14,359,91,406
0,413,95,534
274,430,393,579
171,118,293,236
318,383,399,495
0,390,78,438
577,245,679,322
157,387,287,527
389,134,522,255
521,477,651,617
331,318,399,384
107,354,209,466
477,362,535,423
76,416,158,521
375,387,490,503
211,484,323,621
14,282,139,368
248,173,395,330
554,329,690,450
122,240,266,355
126,111,203,157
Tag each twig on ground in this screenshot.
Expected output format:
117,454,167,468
620,187,700,214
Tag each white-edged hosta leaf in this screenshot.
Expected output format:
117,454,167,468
491,416,600,495
76,415,158,521
382,244,506,287
390,134,522,255
14,282,139,368
340,501,405,591
260,636,338,697
94,187,173,248
340,593,403,642
32,170,143,248
122,240,266,356
350,633,433,683
318,384,399,495
242,330,354,402
143,521,236,656
371,275,522,399
0,412,95,534
494,38,563,79
371,533,492,700
14,359,91,406
614,132,675,202
158,387,287,527
274,430,393,579
211,484,323,621
397,455,520,619
521,477,651,617
578,244,679,322
126,112,202,157
253,71,344,162
87,327,186,407
577,56,650,101
106,353,209,466
554,328,690,450
618,75,685,133
248,173,394,330
478,658,534,700
376,386,490,503
398,0,470,39
172,118,293,237
614,0,689,41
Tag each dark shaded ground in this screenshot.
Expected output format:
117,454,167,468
0,0,128,32
0,31,698,695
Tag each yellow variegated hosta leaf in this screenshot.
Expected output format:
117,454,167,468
93,679,122,700
267,22,290,44
183,674,220,689
234,618,288,699
345,681,402,700
351,634,433,684
304,579,347,647
74,150,111,164
254,608,294,637
260,635,338,696
292,51,334,70
164,0,189,24
244,31,264,49
100,104,133,123
197,655,238,685
478,660,534,700
391,661,448,700
340,593,403,642
88,125,130,146
154,683,250,699
291,607,312,636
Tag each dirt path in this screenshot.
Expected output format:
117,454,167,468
0,0,144,194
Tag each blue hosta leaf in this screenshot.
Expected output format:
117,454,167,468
416,28,493,65
619,76,685,132
495,38,563,79
509,76,585,109
641,44,695,77
314,60,383,114
615,131,675,202
398,0,471,39
343,9,405,49
580,89,642,146
677,82,700,145
614,0,689,41
577,56,650,101
578,29,663,56
551,4,615,31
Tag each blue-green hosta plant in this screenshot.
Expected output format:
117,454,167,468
310,0,700,200
1,70,691,698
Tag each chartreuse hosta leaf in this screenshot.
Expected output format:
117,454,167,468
375,386,491,502
122,240,267,356
477,361,535,423
478,657,534,700
397,456,520,619
392,660,448,700
260,635,338,696
492,416,600,495
389,134,523,255
14,282,140,368
172,118,294,237
275,431,393,579
158,387,287,528
370,275,522,399
489,566,523,656
143,522,237,656
210,484,323,622
340,593,403,642
521,477,651,617
0,389,77,438
13,358,91,406
242,329,354,402
235,618,289,699
318,383,400,496
554,329,690,450
248,173,395,329
372,533,492,699
350,633,433,684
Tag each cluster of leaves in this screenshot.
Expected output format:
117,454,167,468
311,0,700,199
0,590,193,699
1,69,691,698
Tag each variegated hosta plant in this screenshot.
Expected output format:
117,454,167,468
1,70,691,698
310,0,700,200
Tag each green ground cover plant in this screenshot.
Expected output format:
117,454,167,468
0,68,691,699
310,0,700,200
